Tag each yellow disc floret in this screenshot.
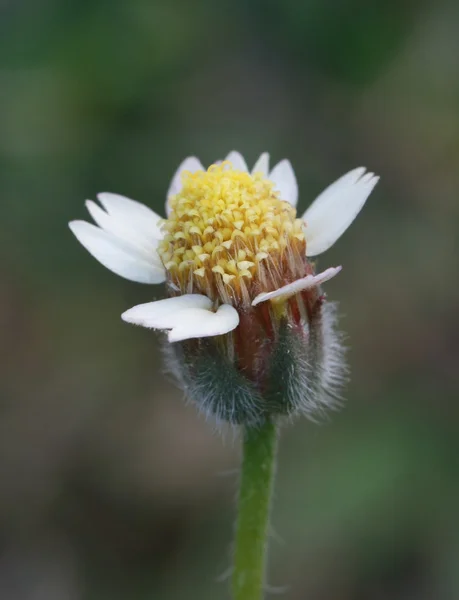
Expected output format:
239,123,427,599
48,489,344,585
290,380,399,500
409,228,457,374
158,162,307,306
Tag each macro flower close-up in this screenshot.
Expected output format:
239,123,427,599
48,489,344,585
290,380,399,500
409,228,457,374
70,151,378,426
3,3,457,600
69,150,379,600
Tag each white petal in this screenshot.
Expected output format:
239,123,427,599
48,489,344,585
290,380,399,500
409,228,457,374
97,192,163,240
225,151,248,172
269,159,298,207
122,294,212,327
85,200,162,264
121,295,239,342
166,156,204,215
168,304,239,342
302,167,379,256
85,199,113,231
252,266,342,306
69,220,165,284
251,152,270,176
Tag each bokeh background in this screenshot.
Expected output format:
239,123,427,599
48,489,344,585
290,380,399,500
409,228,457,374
1,1,458,598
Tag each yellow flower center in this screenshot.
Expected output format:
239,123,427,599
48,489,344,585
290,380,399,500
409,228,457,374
158,162,306,306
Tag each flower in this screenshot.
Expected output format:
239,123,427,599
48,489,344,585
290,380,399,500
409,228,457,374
70,151,378,424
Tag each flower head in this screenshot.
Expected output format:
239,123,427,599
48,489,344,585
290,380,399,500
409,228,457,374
159,161,306,307
70,151,378,424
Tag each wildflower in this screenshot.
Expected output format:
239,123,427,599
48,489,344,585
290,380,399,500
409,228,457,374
70,151,378,424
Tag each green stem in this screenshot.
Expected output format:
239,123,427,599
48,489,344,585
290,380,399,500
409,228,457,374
232,419,278,600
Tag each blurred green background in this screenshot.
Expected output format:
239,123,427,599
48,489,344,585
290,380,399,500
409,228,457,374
1,0,458,598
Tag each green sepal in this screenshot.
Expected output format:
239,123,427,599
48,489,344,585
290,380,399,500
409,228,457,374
165,338,267,426
264,318,323,417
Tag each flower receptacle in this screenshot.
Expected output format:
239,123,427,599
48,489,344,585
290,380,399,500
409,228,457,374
164,291,345,425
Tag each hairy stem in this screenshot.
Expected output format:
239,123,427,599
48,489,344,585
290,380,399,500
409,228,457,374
232,419,278,600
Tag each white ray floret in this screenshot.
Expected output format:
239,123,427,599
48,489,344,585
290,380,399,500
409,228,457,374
69,192,165,284
84,198,161,252
224,150,249,172
251,152,269,176
121,294,240,342
252,266,342,306
303,167,379,257
96,192,163,240
268,159,298,207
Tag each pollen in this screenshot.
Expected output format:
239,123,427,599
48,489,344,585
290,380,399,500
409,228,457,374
158,162,307,305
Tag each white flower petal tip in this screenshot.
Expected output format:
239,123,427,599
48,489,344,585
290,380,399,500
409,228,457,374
121,295,240,342
71,190,165,283
251,152,270,176
224,151,249,172
166,156,205,215
303,167,379,257
168,304,240,342
121,294,212,326
96,192,162,234
268,159,298,207
69,220,166,284
85,196,162,243
251,266,342,306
